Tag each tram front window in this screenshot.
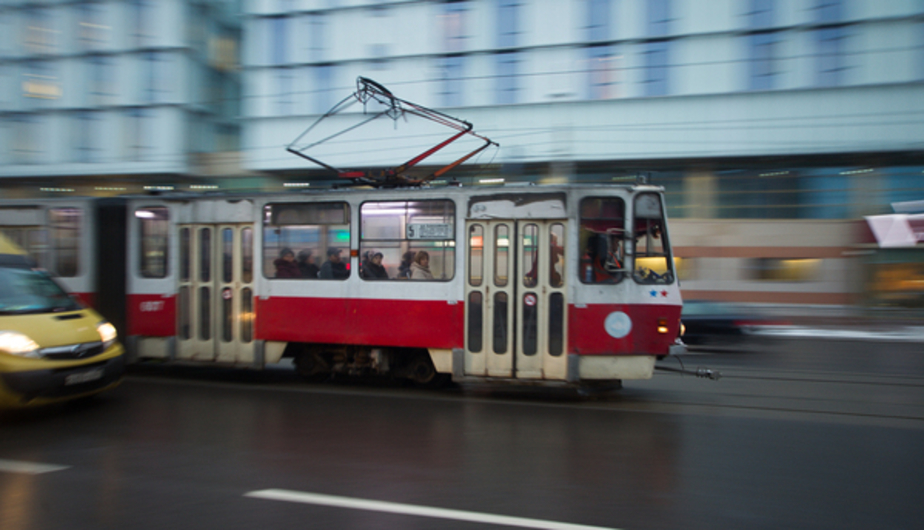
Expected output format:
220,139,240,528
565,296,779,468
633,193,674,285
579,197,626,285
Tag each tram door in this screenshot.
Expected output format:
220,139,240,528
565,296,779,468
464,221,515,377
464,220,567,380
177,224,256,363
516,221,568,380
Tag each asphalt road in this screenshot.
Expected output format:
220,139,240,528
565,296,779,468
1,337,922,530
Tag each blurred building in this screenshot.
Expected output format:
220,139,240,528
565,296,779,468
240,0,924,309
0,0,243,195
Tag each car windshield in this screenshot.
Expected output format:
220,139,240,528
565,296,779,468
0,266,81,314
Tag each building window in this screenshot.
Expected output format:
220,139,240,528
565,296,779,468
262,203,351,280
315,64,335,114
131,0,154,48
78,3,109,51
744,0,779,91
816,26,846,87
22,61,61,102
360,200,456,281
587,45,618,99
813,0,846,87
647,0,671,38
25,8,55,54
642,41,669,97
439,55,465,107
750,258,821,282
12,115,40,165
443,0,468,54
137,207,169,278
587,0,611,42
74,111,99,163
748,32,778,90
124,108,150,161
143,52,169,103
496,52,520,105
90,55,115,104
270,16,287,66
309,14,327,62
497,0,520,49
277,68,293,115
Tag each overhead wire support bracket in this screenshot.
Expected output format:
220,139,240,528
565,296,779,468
286,76,498,187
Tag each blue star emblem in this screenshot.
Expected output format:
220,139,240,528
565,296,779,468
650,290,658,297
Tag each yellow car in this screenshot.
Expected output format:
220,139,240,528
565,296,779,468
0,235,124,408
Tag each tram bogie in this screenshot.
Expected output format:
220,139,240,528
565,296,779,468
0,183,684,387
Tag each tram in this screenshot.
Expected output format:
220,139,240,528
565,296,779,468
0,183,683,387
0,78,684,387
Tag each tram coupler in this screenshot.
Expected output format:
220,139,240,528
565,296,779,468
655,365,722,380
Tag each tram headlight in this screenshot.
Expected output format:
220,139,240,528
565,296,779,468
97,321,117,349
657,318,669,334
0,331,41,358
680,322,686,336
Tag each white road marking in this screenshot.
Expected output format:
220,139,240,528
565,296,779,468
0,458,70,475
245,489,621,530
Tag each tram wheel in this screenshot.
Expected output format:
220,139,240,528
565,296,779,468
406,353,437,385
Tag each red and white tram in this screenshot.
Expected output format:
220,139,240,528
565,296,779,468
0,183,684,387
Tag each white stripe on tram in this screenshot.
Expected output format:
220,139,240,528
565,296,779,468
0,458,70,475
244,489,622,530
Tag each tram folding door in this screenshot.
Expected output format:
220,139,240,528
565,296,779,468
464,220,568,380
177,224,256,363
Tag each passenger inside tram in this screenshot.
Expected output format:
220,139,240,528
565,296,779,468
274,248,300,278
297,250,319,278
361,251,389,280
319,247,349,279
410,251,434,280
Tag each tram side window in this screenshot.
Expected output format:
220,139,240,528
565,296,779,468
263,202,350,280
633,193,674,285
49,208,81,277
137,207,169,278
360,200,455,281
579,197,626,284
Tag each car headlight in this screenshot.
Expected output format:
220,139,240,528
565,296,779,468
0,331,41,358
97,321,117,349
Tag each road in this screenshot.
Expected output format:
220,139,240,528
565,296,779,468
1,337,922,530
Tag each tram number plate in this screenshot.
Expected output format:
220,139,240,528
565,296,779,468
407,223,452,240
65,368,103,386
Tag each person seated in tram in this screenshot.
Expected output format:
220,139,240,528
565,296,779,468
361,251,389,280
297,249,319,278
274,247,301,278
319,247,349,279
397,251,415,279
410,251,434,280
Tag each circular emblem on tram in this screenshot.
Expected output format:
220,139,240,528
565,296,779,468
524,294,537,307
604,311,632,339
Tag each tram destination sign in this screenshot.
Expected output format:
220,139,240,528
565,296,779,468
407,223,453,240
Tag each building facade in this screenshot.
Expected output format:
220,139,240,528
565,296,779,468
240,0,924,309
0,0,243,194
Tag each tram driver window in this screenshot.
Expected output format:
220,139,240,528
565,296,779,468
579,197,626,284
263,202,350,280
360,200,455,281
632,193,674,285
